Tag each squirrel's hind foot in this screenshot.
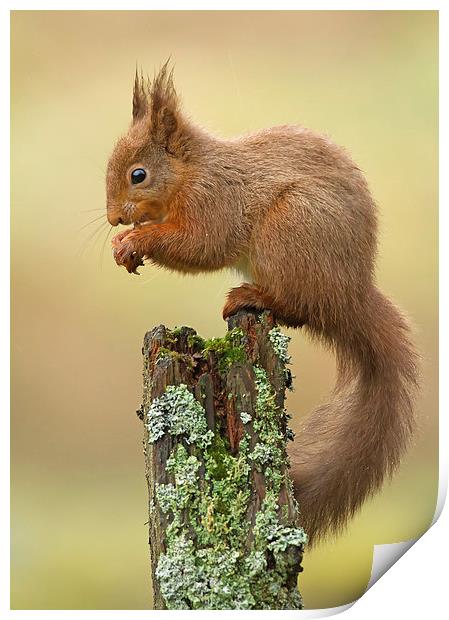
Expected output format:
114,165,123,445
222,283,274,320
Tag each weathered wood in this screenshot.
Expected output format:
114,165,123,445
140,310,306,610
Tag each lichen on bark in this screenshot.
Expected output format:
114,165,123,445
141,310,306,610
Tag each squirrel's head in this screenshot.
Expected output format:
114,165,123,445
106,63,190,227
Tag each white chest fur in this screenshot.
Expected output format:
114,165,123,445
232,255,253,283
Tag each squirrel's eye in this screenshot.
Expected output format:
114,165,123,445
131,168,147,184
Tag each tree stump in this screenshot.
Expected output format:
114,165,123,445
139,310,307,610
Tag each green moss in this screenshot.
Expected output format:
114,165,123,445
203,434,231,480
169,326,183,339
202,328,246,373
156,347,189,364
187,333,206,349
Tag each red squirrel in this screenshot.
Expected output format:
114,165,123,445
106,64,419,544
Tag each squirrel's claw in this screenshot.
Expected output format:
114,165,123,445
125,253,144,275
112,232,144,274
129,263,143,275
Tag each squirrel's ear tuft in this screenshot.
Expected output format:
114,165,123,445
154,105,178,142
132,68,148,122
150,61,180,145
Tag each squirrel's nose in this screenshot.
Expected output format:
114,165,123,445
107,207,123,226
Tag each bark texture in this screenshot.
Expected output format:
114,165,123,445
139,310,306,610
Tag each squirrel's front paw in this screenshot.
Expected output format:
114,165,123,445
112,231,144,274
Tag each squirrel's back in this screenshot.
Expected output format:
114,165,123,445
224,125,373,222
236,125,360,176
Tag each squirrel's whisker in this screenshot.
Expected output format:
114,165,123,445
78,213,107,232
77,220,110,258
100,225,114,267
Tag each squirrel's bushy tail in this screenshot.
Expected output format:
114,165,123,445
288,286,419,544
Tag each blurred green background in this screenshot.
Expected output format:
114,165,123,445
11,10,438,610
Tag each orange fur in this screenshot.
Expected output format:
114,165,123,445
106,64,419,544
